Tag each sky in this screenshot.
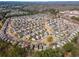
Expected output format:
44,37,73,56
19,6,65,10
0,0,79,2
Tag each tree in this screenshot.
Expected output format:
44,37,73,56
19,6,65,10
71,16,79,21
48,9,59,18
63,42,75,52
0,39,28,57
32,48,64,57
